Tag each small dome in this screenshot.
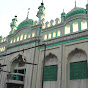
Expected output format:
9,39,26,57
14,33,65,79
66,7,86,19
0,36,2,39
17,18,34,29
61,12,66,16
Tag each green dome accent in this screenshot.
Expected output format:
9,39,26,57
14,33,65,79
66,7,86,19
17,19,34,29
10,17,18,29
61,12,66,16
0,36,2,39
86,4,88,8
38,4,45,10
12,18,18,22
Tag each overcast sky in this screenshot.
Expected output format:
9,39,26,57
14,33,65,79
0,0,87,37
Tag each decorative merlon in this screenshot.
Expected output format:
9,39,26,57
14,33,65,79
42,18,46,24
55,18,60,25
42,18,61,29
42,23,45,29
45,21,50,28
50,20,55,26
34,21,38,25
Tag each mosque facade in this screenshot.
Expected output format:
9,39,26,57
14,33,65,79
0,1,88,88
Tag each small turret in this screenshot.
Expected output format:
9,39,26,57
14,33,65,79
61,9,66,23
36,2,45,24
10,16,18,34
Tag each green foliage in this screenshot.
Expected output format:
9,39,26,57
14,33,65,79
70,60,88,80
43,65,58,81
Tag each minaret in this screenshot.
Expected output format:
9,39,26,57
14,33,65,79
10,16,18,34
86,0,88,14
36,0,45,24
61,9,66,23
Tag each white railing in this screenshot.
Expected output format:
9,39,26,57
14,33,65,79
7,73,25,84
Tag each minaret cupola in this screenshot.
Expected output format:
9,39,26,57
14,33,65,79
61,9,66,23
36,0,45,24
10,16,18,34
10,16,18,30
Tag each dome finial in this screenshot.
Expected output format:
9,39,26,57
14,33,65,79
75,0,76,7
41,0,44,5
27,8,30,19
42,0,43,3
15,15,17,18
63,9,64,13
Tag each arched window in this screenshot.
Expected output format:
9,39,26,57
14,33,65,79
10,39,13,44
65,25,70,34
48,32,51,39
53,31,56,38
28,33,31,38
57,30,60,37
10,54,26,83
81,20,87,30
20,34,23,41
43,53,58,88
24,34,27,39
3,47,5,51
13,38,16,43
44,34,47,40
32,32,35,37
67,48,87,88
1,47,3,51
17,37,19,42
73,22,78,32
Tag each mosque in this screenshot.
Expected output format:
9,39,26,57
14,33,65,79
0,1,88,88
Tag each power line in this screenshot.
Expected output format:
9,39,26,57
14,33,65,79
0,43,46,57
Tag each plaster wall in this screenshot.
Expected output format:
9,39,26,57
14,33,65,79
62,39,88,88
36,45,62,88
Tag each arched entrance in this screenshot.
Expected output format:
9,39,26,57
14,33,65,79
43,53,58,88
7,54,26,88
67,48,88,88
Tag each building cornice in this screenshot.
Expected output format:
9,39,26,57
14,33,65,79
41,30,88,46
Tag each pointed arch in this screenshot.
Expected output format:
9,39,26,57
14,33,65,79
10,54,26,72
81,20,87,30
67,48,88,88
73,22,78,32
43,53,58,88
43,53,58,66
65,25,70,34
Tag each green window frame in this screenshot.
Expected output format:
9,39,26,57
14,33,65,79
43,65,58,81
12,69,26,81
70,60,88,80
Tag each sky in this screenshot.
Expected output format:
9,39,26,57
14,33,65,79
0,0,87,37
